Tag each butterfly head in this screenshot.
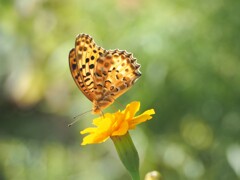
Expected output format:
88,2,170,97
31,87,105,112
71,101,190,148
92,105,101,114
92,100,103,114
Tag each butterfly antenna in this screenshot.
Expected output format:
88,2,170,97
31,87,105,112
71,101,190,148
68,109,92,127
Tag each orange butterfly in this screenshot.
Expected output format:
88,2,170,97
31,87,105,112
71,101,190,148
69,34,141,114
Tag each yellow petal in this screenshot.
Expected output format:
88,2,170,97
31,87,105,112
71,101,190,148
111,112,125,131
129,109,155,129
81,134,96,145
112,120,129,136
93,113,113,126
123,101,140,119
80,127,97,134
97,117,112,131
81,131,110,145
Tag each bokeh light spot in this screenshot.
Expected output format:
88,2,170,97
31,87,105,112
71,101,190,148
180,115,213,150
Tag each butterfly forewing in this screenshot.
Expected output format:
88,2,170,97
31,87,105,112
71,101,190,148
69,48,90,100
69,34,105,101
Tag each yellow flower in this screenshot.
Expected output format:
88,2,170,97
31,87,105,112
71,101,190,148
80,101,155,145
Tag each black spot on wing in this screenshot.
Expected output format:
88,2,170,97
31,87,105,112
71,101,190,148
84,78,90,82
72,64,77,70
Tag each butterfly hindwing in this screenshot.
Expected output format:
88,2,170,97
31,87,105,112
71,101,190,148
94,50,141,106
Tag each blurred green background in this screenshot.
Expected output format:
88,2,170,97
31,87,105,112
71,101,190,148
1,0,240,179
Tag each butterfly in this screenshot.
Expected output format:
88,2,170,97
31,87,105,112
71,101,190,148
69,33,141,114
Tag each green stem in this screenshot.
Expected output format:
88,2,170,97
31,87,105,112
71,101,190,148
111,132,140,180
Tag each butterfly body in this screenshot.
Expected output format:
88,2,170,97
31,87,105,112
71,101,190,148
69,34,141,114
